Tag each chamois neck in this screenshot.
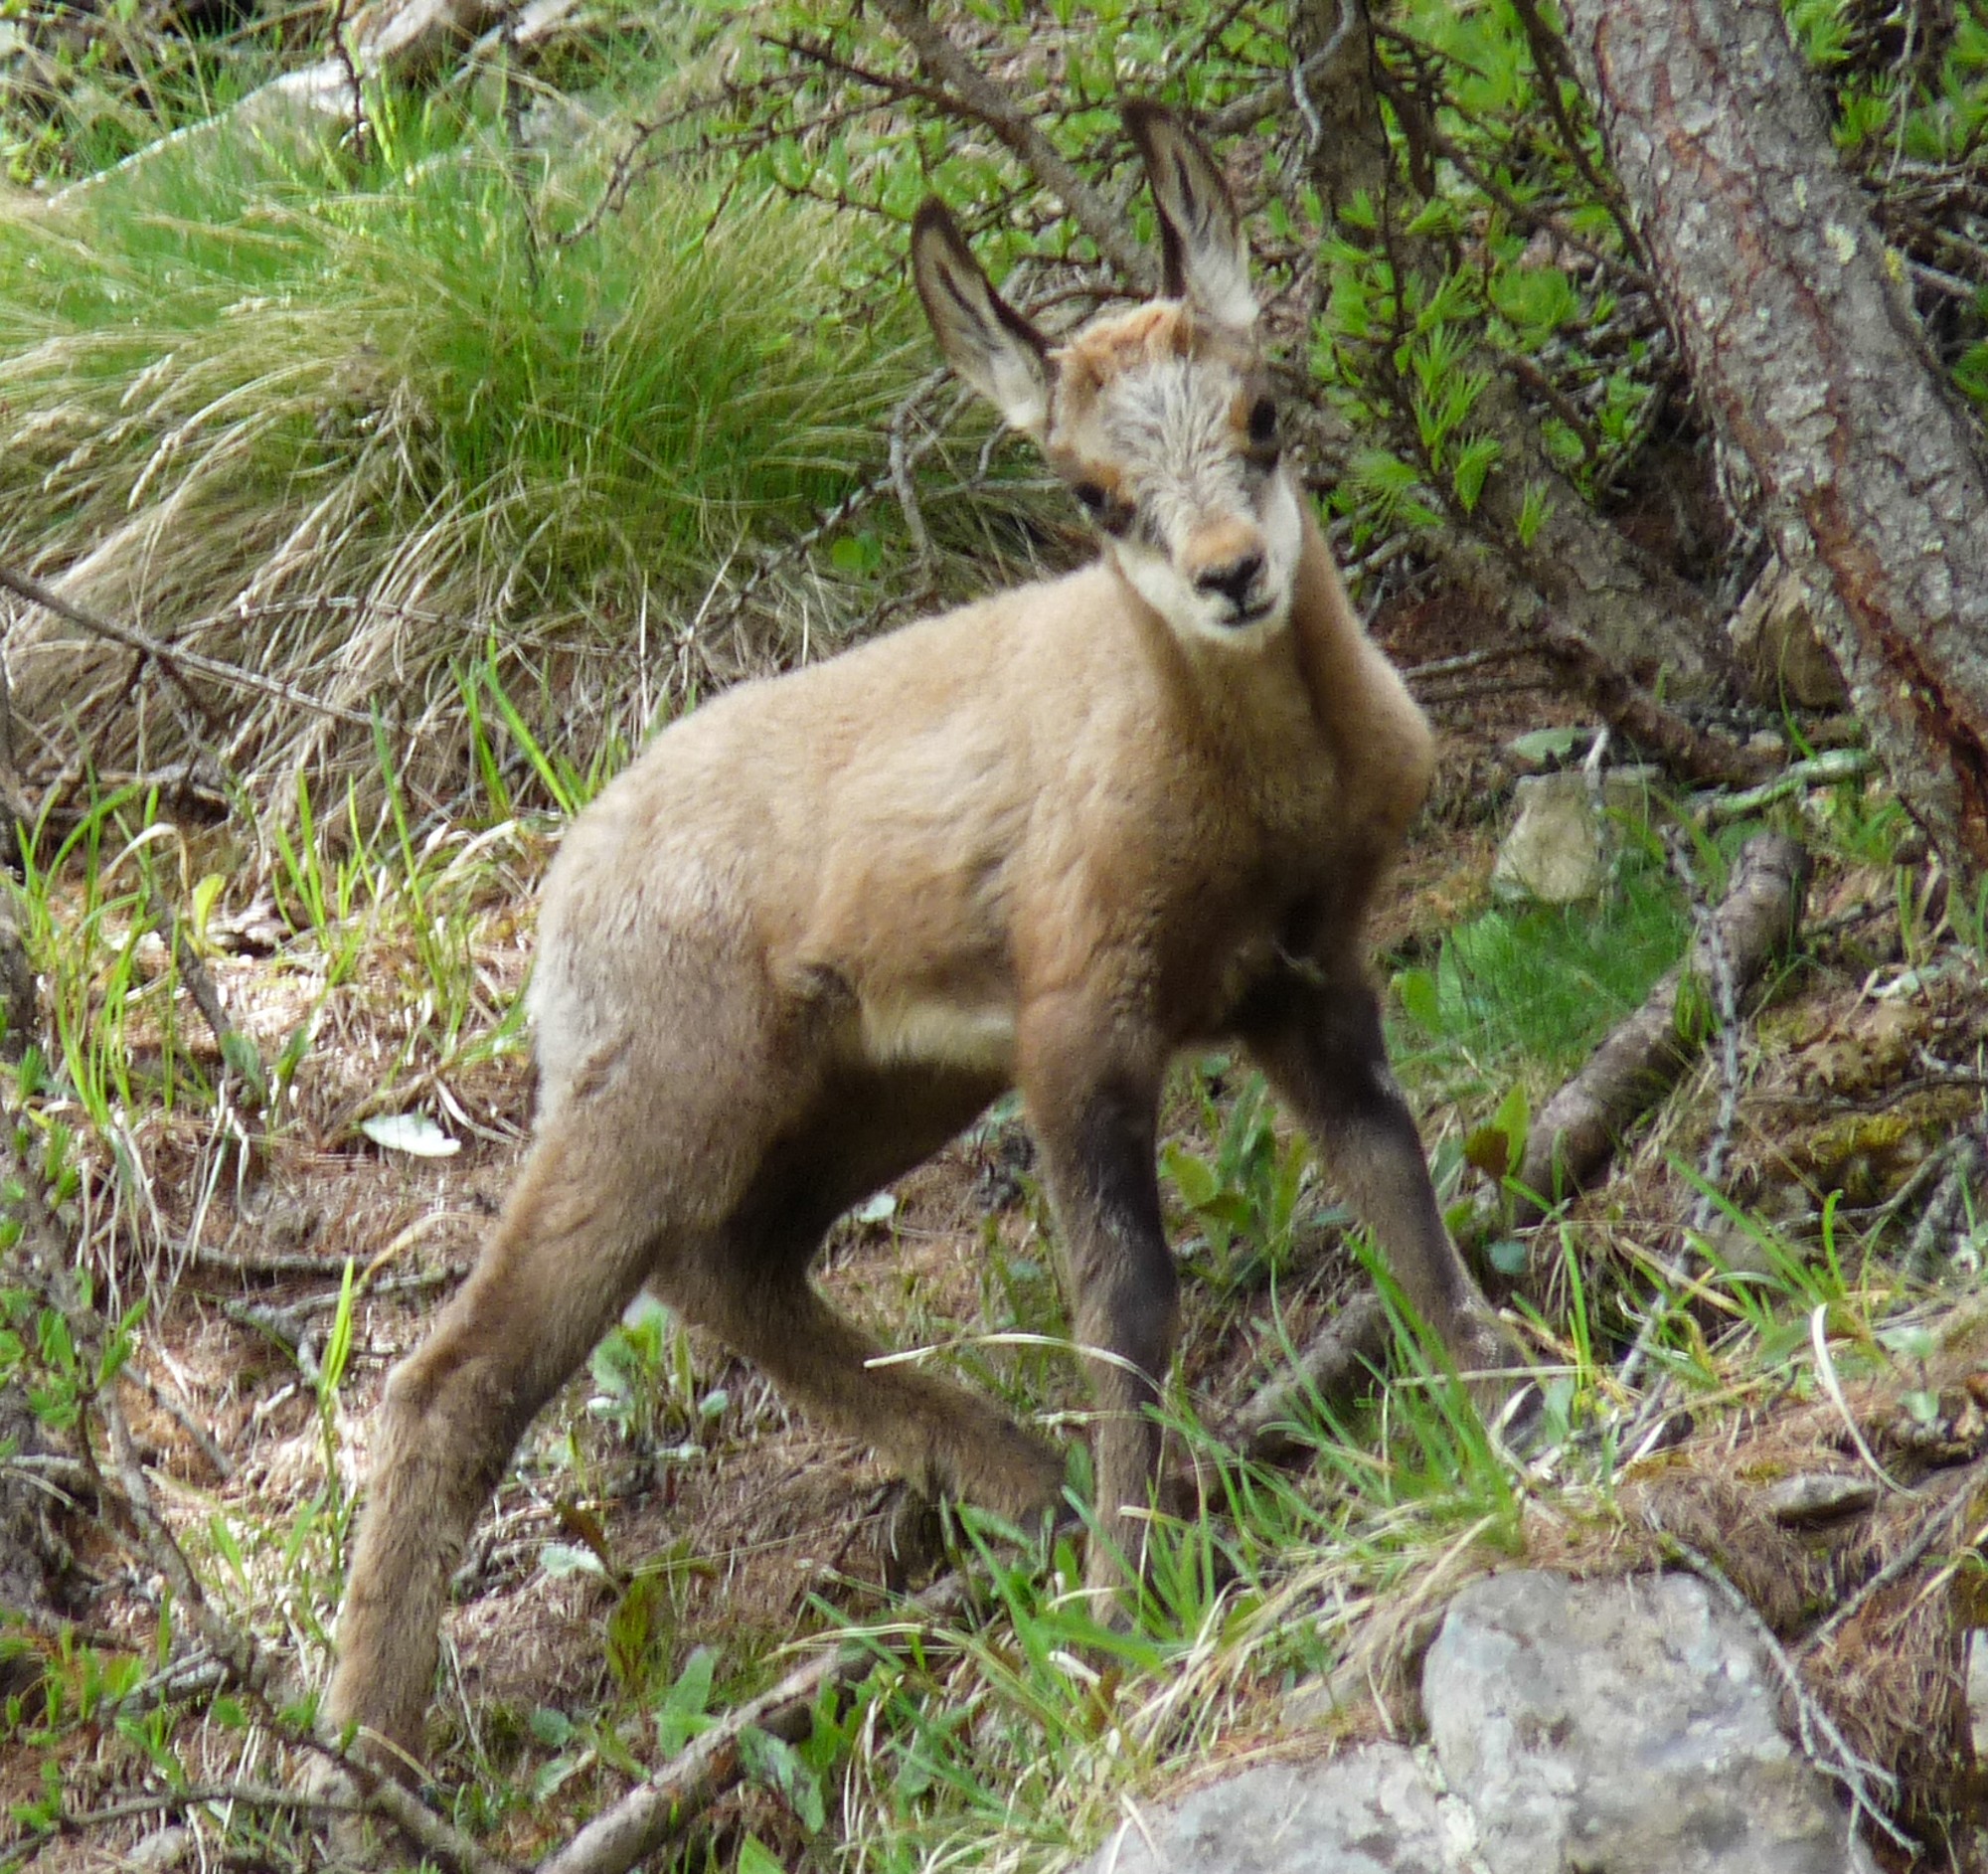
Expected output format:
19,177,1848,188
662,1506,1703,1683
1283,496,1391,741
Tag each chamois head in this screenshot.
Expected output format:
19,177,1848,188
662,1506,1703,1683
913,102,1297,646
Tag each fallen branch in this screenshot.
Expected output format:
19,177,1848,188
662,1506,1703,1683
1536,612,1772,788
535,1576,966,1874
1694,747,1875,826
1234,1290,1393,1462
49,0,511,206
1513,831,1810,1225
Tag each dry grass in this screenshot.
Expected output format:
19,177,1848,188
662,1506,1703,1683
0,82,1061,842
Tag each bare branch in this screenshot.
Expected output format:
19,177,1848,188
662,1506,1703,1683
1513,830,1810,1226
867,0,1150,286
0,564,375,730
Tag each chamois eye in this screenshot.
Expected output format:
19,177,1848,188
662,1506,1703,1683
1073,480,1108,516
1247,397,1279,448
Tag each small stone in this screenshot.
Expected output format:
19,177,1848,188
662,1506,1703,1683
1760,1472,1879,1526
1729,561,1848,709
1968,1629,1988,1760
126,1827,193,1873
1491,768,1658,905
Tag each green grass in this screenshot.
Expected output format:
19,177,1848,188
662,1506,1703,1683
1390,852,1693,1102
0,84,931,814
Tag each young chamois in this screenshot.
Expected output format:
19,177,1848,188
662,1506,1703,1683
324,103,1520,1769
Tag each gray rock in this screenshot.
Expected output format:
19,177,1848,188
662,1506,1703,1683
1069,1747,1452,1874
1490,769,1657,905
1760,1472,1879,1527
1423,1569,1877,1874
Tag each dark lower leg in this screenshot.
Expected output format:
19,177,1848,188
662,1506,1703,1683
693,1274,1066,1519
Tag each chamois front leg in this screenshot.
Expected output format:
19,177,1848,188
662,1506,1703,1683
1239,971,1524,1411
1019,1010,1175,1591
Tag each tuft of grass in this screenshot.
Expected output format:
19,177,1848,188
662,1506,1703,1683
0,86,932,820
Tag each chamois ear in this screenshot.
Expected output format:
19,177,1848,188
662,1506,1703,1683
911,201,1052,437
1123,101,1257,330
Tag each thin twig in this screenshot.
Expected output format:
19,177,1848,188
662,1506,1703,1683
51,1779,374,1832
328,0,369,159
1646,1516,1916,1855
1398,643,1531,684
534,1576,967,1874
146,883,266,1111
0,564,375,729
867,0,1149,285
1798,1469,1985,1659
128,1364,233,1481
1694,748,1875,826
1416,673,1557,706
888,381,937,573
1207,0,1353,137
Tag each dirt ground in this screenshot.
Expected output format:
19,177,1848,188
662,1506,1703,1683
8,599,1988,1870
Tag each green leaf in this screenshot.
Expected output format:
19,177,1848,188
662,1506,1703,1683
606,1574,669,1692
1515,482,1554,549
209,1514,247,1591
656,1645,715,1755
319,1259,357,1400
1509,726,1586,766
738,1839,785,1874
743,1726,826,1832
539,1541,608,1581
1463,1122,1511,1182
829,531,882,577
188,873,225,943
1450,434,1502,512
220,1030,266,1105
1488,1238,1530,1278
529,1706,574,1747
1161,1143,1220,1211
1394,966,1441,1033
1490,1081,1530,1173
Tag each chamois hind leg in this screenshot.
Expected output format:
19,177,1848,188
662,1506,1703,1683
325,1110,662,1772
662,1066,1067,1524
687,1271,1066,1520
1239,972,1523,1402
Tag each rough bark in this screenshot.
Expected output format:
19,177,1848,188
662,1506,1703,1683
1559,0,1988,891
1514,832,1810,1223
1295,0,1738,696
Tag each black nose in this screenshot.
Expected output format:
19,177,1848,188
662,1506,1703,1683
1195,553,1264,608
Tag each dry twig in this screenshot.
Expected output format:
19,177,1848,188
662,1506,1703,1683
867,0,1148,284
0,564,374,731
534,1575,967,1874
1647,1516,1916,1855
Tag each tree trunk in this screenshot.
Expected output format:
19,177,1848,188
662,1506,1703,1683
1560,0,1988,891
